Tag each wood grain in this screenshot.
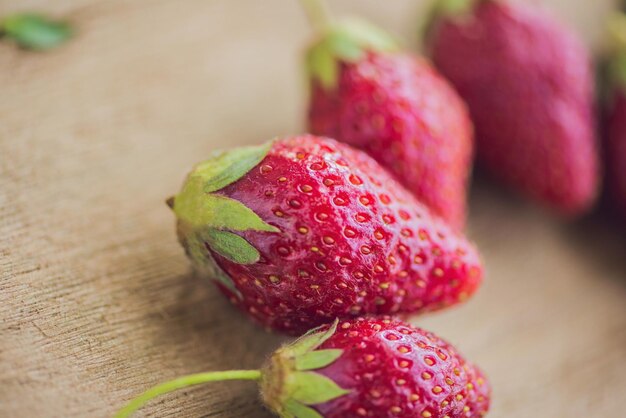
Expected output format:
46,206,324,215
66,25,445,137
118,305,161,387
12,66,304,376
1,1,624,417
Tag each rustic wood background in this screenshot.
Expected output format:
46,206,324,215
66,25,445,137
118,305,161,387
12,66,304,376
2,0,625,417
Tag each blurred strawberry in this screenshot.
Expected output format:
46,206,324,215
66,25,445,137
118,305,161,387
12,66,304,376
304,11,473,230
426,0,600,216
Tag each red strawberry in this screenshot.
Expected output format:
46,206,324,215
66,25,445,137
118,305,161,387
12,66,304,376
306,17,473,230
170,136,483,334
115,317,491,418
605,14,626,218
426,0,600,216
309,317,491,418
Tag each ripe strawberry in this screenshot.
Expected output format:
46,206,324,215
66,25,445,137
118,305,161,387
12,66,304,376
170,136,483,334
605,14,626,218
307,317,491,418
115,317,491,418
426,0,600,216
306,17,473,230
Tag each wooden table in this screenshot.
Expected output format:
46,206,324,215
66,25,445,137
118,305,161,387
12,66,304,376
2,1,624,417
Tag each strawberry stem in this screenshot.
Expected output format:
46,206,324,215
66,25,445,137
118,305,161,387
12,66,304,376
113,369,262,418
299,0,332,32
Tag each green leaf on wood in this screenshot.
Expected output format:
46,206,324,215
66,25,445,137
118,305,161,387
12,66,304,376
2,13,72,50
204,228,260,264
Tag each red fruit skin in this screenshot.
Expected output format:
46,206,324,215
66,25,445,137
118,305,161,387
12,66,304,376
607,91,626,217
309,52,473,230
429,0,599,215
210,136,482,334
315,317,490,418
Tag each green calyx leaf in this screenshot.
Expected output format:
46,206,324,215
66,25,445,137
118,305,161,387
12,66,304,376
172,142,277,297
173,142,277,233
306,18,398,90
260,320,348,417
434,0,476,16
1,13,72,50
172,141,278,268
307,44,338,91
194,142,273,193
183,233,242,298
295,349,343,371
283,400,323,418
422,0,479,44
287,319,340,356
204,228,260,264
175,182,277,232
287,371,350,405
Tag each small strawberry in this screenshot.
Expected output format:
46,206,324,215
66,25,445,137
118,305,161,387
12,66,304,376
169,136,483,334
114,317,491,418
426,0,600,216
304,5,474,230
605,14,626,218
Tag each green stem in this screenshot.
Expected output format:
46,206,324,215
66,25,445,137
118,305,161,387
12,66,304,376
114,370,262,418
299,0,332,32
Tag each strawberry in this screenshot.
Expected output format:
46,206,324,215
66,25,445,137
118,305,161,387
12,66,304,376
115,317,491,418
605,14,626,218
169,136,483,334
426,0,600,216
305,15,473,230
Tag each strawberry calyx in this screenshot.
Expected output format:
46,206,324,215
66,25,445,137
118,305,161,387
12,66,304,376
607,13,626,95
113,320,348,418
260,319,349,418
170,142,279,297
431,0,478,17
306,18,399,90
423,0,490,41
299,0,332,32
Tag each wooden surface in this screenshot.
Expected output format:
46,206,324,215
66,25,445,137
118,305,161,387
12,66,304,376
2,1,625,417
